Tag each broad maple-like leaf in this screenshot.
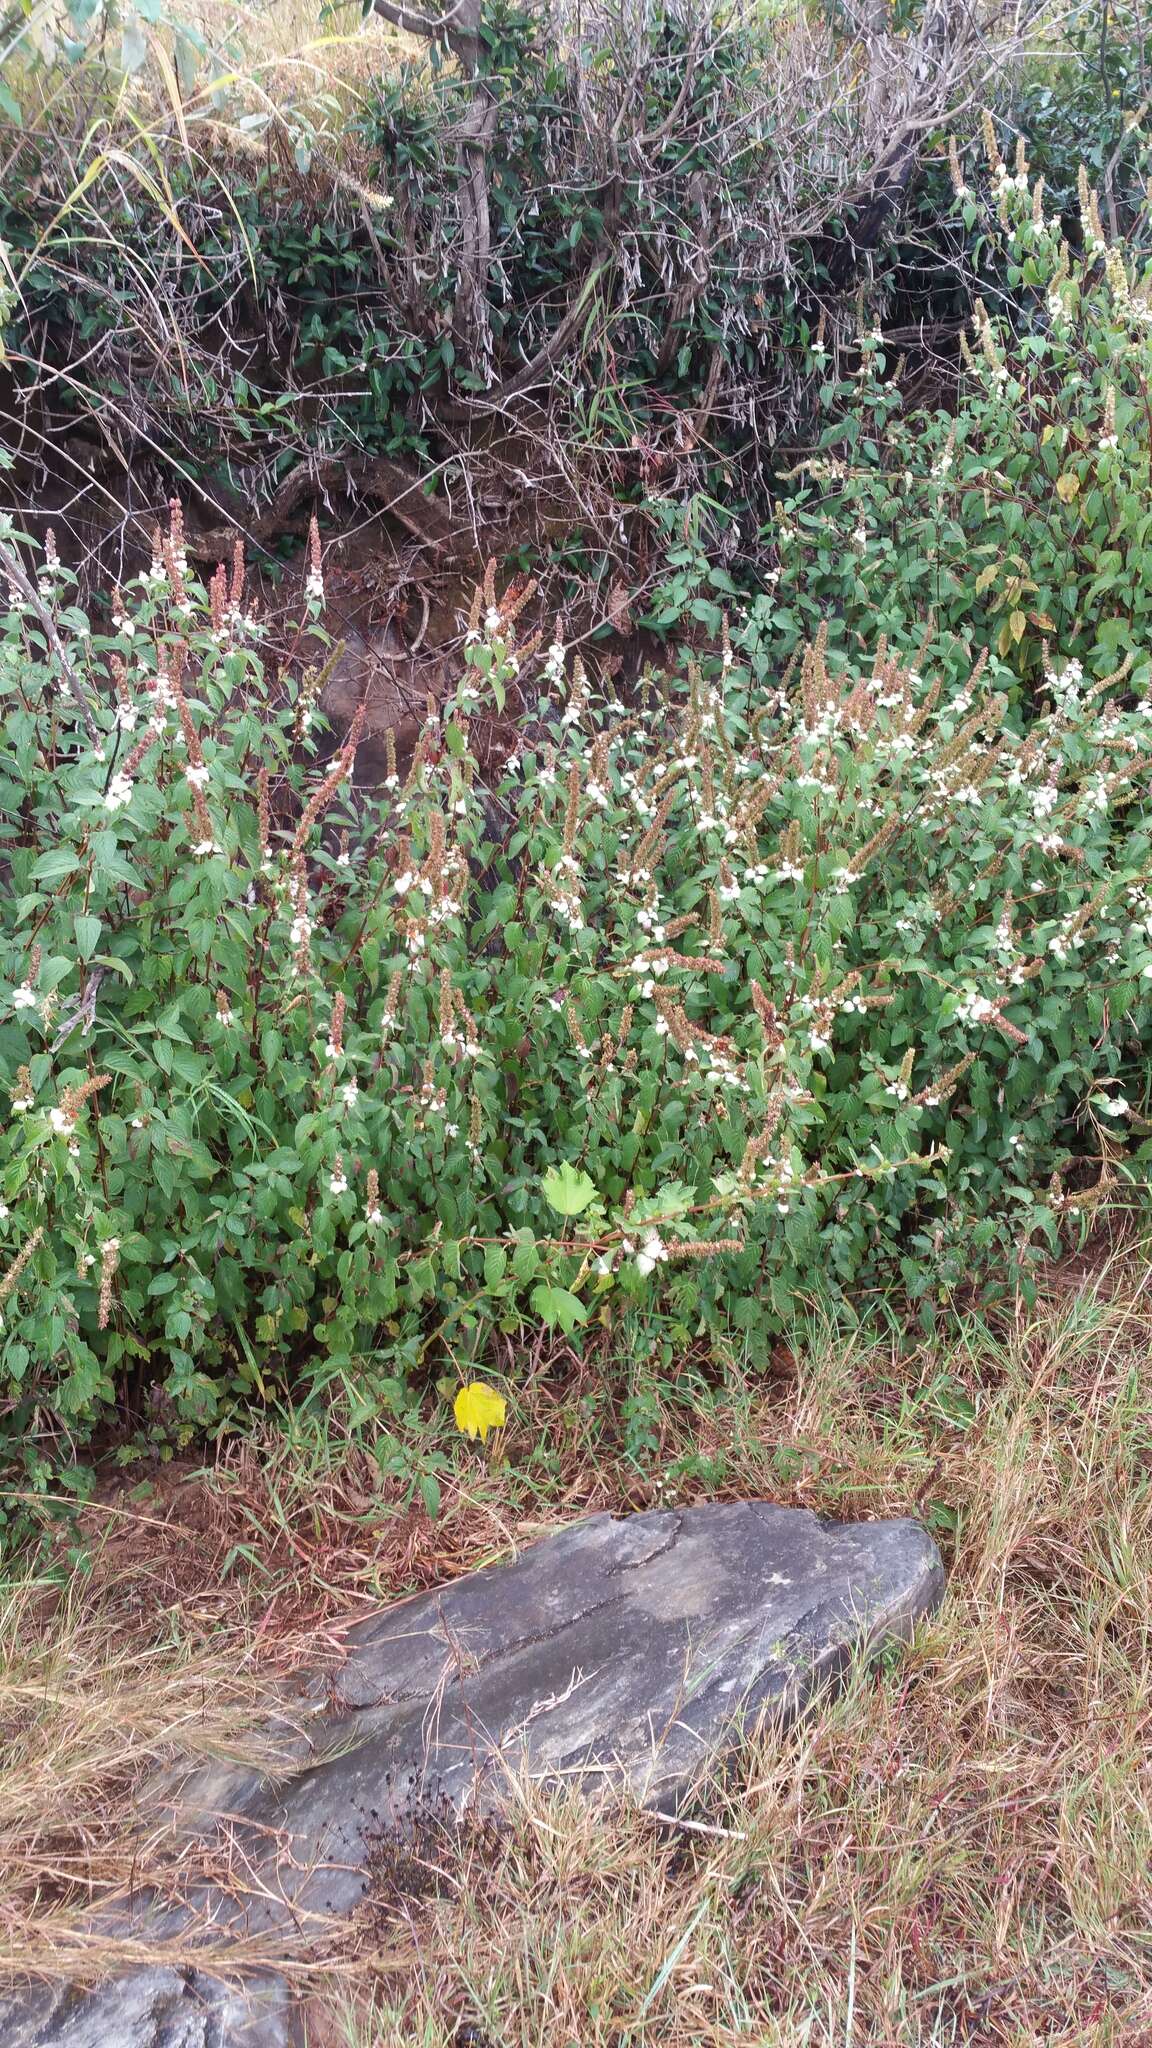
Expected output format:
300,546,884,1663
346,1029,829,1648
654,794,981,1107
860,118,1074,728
453,1380,507,1442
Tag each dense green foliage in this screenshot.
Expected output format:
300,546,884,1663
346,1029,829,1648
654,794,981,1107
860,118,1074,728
3,45,1152,1486
1013,0,1150,235
5,169,1152,1466
651,131,1152,706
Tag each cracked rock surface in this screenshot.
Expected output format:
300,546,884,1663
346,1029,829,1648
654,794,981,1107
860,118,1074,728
2,1502,943,2047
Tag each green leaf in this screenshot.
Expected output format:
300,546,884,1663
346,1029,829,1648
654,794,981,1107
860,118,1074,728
541,1162,597,1217
74,914,101,961
30,849,81,883
530,1283,587,1334
120,19,148,73
511,1236,539,1283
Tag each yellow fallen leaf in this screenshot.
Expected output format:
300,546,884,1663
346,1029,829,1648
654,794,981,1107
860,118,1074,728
453,1380,507,1442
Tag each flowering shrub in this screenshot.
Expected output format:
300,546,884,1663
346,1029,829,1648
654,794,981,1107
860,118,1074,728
2,498,1152,1463
669,124,1152,706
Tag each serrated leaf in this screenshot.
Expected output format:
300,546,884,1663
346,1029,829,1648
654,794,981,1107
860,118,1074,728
530,1282,587,1334
31,848,82,882
541,1162,597,1217
511,1237,539,1283
453,1380,506,1442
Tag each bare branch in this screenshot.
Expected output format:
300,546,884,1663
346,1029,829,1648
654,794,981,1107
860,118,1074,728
369,0,444,42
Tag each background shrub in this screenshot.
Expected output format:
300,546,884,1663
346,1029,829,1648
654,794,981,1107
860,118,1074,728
0,0,1035,605
648,123,1152,707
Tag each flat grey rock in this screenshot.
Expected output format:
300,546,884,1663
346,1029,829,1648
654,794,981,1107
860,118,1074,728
0,1968,297,2048
4,1502,942,2046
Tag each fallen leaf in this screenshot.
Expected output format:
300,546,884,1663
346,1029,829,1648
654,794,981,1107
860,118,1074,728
453,1380,507,1443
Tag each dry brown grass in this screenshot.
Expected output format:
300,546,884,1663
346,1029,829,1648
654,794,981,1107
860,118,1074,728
3,0,422,157
5,1253,1152,2041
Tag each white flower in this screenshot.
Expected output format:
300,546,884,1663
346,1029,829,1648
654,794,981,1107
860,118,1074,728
216,1004,234,1027
305,570,325,605
186,762,210,789
192,840,221,858
104,773,134,812
289,915,312,947
328,1168,349,1195
394,870,415,896
0,1203,8,1220
635,1231,668,1278
366,1205,383,1227
11,985,36,1010
342,1080,359,1109
955,991,996,1026
1098,1095,1131,1118
49,1106,74,1135
12,1095,32,1113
